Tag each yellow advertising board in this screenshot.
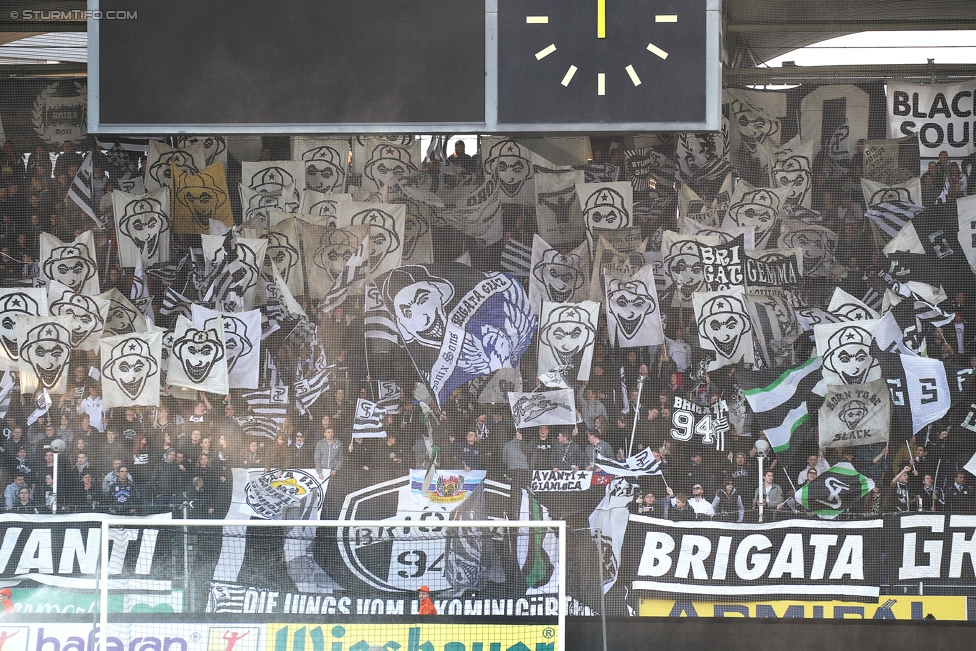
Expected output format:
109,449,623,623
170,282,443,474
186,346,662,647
639,596,966,620
267,623,559,651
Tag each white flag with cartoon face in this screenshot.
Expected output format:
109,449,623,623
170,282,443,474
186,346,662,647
693,287,756,371
17,315,72,394
112,187,171,267
100,331,163,409
603,263,663,348
191,305,261,390
166,314,229,395
39,231,100,295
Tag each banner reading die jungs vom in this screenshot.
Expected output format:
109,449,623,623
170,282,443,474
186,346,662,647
620,515,883,601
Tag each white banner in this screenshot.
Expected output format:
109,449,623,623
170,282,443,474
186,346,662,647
888,82,976,157
100,331,163,408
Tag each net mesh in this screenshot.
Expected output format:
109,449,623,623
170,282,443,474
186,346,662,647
0,0,974,635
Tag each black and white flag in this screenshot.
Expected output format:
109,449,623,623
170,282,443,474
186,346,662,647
242,385,289,439
39,231,100,295
0,288,47,369
100,331,163,409
191,305,261,390
17,315,72,394
660,231,718,308
778,220,838,277
500,238,532,278
535,166,585,246
693,287,756,371
167,314,229,394
66,152,102,227
529,234,589,315
112,187,172,267
538,300,599,383
874,345,950,437
866,201,925,246
507,389,576,429
818,379,891,448
48,279,109,351
353,398,388,438
603,263,663,348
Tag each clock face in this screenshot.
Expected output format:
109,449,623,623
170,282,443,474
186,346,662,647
497,0,709,128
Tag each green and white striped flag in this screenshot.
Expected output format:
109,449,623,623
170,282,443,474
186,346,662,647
740,356,827,452
794,462,875,519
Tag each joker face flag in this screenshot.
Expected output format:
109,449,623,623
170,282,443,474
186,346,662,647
99,289,148,337
723,182,790,249
402,201,434,265
0,288,47,369
242,161,304,210
48,280,109,351
17,315,72,394
298,190,350,226
112,187,171,267
661,231,720,307
604,264,663,348
335,202,405,278
679,216,755,251
267,218,304,295
818,379,891,449
100,331,162,409
589,235,648,302
861,177,922,209
172,162,234,234
359,143,419,197
537,300,599,383
693,287,755,371
815,321,881,386
577,181,634,250
39,231,99,295
144,140,205,193
379,263,536,407
191,305,261,390
778,220,838,277
507,389,577,429
482,138,536,203
528,234,589,315
305,224,369,301
167,314,229,395
292,137,349,193
828,287,880,321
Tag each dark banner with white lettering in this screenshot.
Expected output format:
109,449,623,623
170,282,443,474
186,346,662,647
887,513,976,584
0,513,172,590
620,515,883,602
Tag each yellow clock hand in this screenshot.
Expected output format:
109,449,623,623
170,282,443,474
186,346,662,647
598,0,606,38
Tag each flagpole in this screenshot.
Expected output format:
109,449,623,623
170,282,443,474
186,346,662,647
627,374,646,457
933,458,942,511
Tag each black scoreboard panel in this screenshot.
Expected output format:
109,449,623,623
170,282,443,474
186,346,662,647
94,0,486,127
90,0,719,133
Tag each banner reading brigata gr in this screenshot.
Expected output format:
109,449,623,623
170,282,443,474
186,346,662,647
621,516,883,601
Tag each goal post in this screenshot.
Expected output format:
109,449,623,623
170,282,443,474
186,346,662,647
98,518,565,651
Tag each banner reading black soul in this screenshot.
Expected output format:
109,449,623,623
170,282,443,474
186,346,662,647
620,515,883,602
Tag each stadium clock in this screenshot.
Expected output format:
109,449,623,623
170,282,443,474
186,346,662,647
496,0,715,130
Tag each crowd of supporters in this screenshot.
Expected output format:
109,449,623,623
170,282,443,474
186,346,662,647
0,135,973,524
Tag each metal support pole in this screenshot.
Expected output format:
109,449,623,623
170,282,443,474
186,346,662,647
627,375,646,457
51,452,58,515
757,455,765,524
595,528,609,651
